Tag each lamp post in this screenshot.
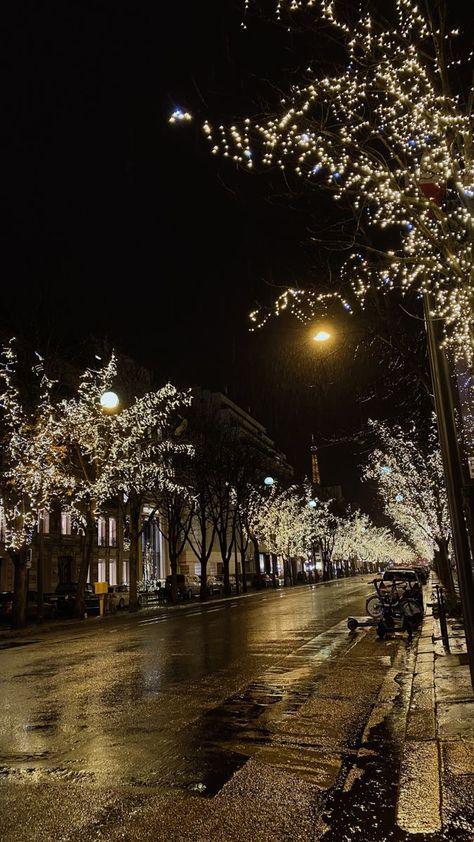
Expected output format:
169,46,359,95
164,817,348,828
99,390,121,613
424,294,474,690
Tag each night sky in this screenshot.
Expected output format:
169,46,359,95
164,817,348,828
4,0,457,510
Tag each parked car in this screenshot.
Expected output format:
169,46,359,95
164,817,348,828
0,591,14,623
411,566,429,585
251,573,274,588
26,591,57,621
165,574,201,600
381,568,424,610
52,582,100,615
206,575,224,596
108,584,129,609
382,568,423,586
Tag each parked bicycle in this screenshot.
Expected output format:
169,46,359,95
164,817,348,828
369,577,423,639
365,574,423,619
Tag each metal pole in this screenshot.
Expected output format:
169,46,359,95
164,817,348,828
424,293,474,690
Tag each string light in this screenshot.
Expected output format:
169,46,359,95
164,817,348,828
195,1,473,364
364,418,450,565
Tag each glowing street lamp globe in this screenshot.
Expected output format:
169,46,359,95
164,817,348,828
100,391,120,411
308,499,317,509
313,330,331,342
264,476,274,487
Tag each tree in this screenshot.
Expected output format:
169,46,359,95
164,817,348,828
0,342,61,628
105,381,192,612
334,509,413,572
52,355,191,616
301,488,341,580
197,0,473,367
250,483,306,583
363,417,453,592
157,471,195,604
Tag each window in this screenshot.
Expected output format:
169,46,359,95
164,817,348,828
61,511,72,536
98,517,107,546
109,559,117,586
108,517,117,547
122,561,129,585
37,509,50,534
97,560,106,583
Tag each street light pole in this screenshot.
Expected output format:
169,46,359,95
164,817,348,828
424,293,474,690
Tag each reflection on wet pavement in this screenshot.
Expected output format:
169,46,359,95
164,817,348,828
1,578,463,841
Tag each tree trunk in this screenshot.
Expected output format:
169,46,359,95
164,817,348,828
234,542,240,595
434,537,455,597
200,557,209,601
241,548,247,592
37,533,44,624
168,563,179,604
252,537,261,589
11,548,28,629
128,499,140,612
74,515,95,618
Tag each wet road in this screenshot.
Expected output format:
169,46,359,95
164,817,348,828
0,578,458,841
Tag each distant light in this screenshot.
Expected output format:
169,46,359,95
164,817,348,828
264,476,274,486
169,108,192,124
312,164,321,174
395,493,404,502
464,189,474,198
381,466,392,475
313,331,331,342
308,499,317,509
100,391,119,410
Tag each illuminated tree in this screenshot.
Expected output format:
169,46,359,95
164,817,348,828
177,0,473,366
0,342,61,628
250,483,306,583
300,488,342,579
55,355,192,615
364,417,453,592
334,510,413,571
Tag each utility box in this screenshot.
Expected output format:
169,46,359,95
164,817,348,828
94,581,108,594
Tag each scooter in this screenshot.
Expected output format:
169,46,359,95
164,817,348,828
347,616,378,631
348,578,423,640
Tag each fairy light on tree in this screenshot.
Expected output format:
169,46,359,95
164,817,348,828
55,354,192,616
0,341,63,628
185,0,474,364
364,418,453,594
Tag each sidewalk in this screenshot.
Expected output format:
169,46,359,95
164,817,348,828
396,599,474,836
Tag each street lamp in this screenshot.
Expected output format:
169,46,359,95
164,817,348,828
100,391,120,412
264,476,274,487
313,330,331,342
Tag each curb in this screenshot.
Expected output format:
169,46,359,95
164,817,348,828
397,601,474,837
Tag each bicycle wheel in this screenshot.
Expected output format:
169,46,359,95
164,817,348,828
366,594,384,619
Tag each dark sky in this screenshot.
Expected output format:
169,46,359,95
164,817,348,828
2,1,445,509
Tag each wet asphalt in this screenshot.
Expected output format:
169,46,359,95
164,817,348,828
0,578,470,841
